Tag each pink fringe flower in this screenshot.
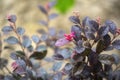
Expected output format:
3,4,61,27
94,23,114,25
64,32,75,41
55,32,75,47
116,28,120,34
11,61,19,69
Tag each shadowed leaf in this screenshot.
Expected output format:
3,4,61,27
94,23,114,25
99,54,115,65
30,51,47,60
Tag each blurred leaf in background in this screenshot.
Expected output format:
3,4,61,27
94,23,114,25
55,0,75,14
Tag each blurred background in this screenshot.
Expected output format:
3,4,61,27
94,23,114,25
0,0,120,32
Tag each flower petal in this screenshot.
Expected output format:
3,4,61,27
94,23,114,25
55,38,70,46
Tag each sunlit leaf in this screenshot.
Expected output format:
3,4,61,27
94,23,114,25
5,36,18,44
22,36,32,48
32,35,40,43
17,27,25,35
2,26,13,34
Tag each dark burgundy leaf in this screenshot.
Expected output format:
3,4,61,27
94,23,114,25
29,50,47,60
71,25,82,33
105,20,117,34
38,5,47,14
69,16,80,24
88,20,99,32
104,46,113,51
96,40,105,54
52,54,64,60
75,40,85,54
81,65,92,78
98,26,109,37
103,34,111,47
72,54,85,62
86,32,95,40
88,52,98,65
82,16,90,27
75,47,85,54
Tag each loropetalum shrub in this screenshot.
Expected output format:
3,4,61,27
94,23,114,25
0,14,49,80
0,3,120,80
55,14,120,80
0,1,66,80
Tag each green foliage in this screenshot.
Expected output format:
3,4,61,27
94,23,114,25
55,0,75,14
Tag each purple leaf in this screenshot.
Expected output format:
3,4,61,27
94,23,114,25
98,26,109,37
38,5,47,15
55,38,70,47
69,16,80,24
49,13,58,20
105,20,117,34
112,39,120,50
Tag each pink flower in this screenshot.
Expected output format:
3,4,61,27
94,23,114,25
6,14,17,23
64,32,75,41
55,32,75,47
96,17,101,25
11,62,19,69
116,28,120,34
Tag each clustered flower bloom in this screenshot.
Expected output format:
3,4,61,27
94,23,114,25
64,32,75,41
55,32,75,46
